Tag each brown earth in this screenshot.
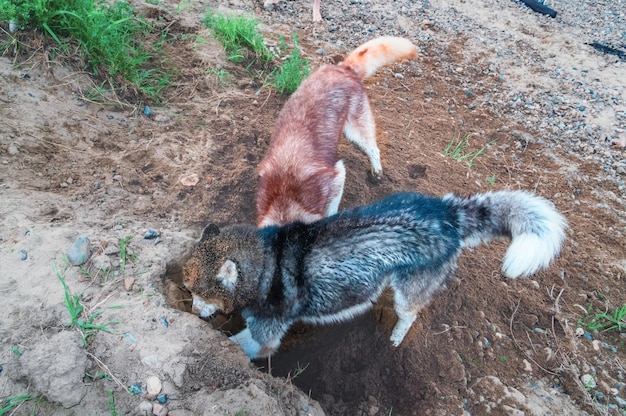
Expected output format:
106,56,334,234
0,0,625,415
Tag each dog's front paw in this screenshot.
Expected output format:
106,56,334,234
389,333,404,347
229,328,263,359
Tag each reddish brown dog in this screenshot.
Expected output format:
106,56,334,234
256,37,418,228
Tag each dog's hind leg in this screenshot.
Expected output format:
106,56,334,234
343,96,382,179
389,267,455,346
312,0,322,22
326,160,346,216
389,291,420,347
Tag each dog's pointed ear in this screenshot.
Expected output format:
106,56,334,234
217,259,238,291
200,223,220,242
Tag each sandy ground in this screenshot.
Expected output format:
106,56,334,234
0,0,625,414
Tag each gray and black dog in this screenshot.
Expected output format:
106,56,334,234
183,190,567,359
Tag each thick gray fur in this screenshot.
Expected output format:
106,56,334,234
184,190,567,359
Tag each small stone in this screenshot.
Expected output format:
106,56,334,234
146,376,162,395
615,396,626,408
581,374,596,390
316,48,328,56
92,254,111,271
67,236,91,266
153,403,168,416
124,277,135,291
129,382,143,395
144,229,160,239
575,327,584,336
104,245,121,256
523,359,532,372
180,174,200,187
139,401,153,415
393,73,404,79
124,333,137,344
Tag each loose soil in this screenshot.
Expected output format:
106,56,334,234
0,0,624,415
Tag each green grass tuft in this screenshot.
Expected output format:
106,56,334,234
271,34,310,95
579,301,626,333
203,10,272,63
1,0,172,101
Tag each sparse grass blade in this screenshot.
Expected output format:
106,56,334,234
54,261,120,347
0,395,46,415
443,134,495,167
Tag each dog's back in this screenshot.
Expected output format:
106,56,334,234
256,66,364,227
256,37,419,228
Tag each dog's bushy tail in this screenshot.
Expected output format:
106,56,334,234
341,36,418,80
443,191,567,278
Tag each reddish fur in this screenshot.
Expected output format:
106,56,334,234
256,37,418,228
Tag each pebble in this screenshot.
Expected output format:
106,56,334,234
139,401,153,414
180,174,200,187
523,359,532,372
124,333,137,344
146,376,162,395
129,382,143,395
144,229,160,239
67,236,91,266
91,254,111,271
615,396,626,408
581,374,597,389
124,277,135,291
152,403,168,416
